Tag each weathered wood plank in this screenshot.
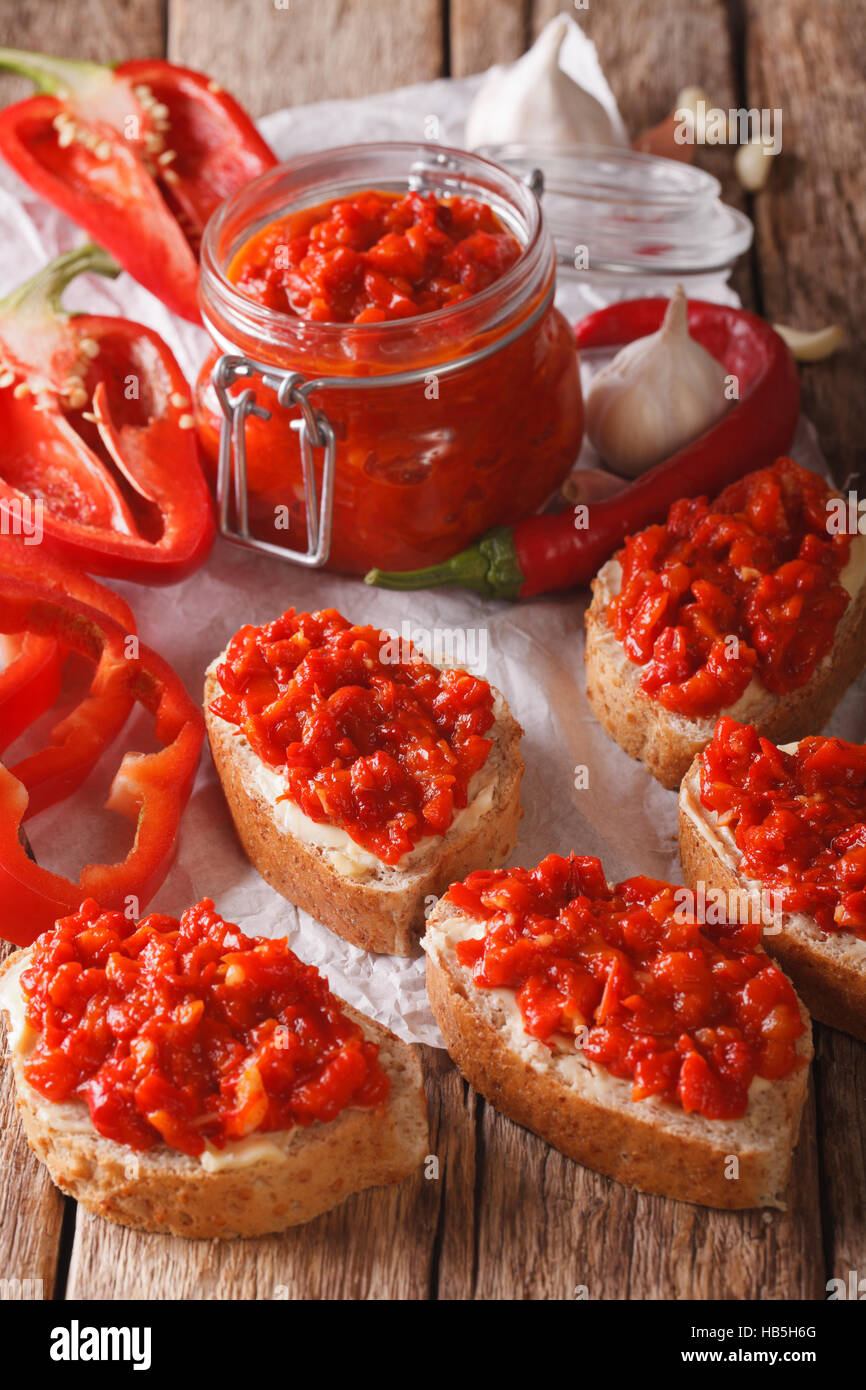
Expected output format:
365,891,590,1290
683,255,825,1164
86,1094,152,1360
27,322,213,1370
436,1076,823,1300
66,1044,445,1299
167,0,445,118
746,0,866,485
624,1078,824,1300
812,1027,866,1294
530,0,755,306
0,944,67,1299
450,0,527,78
0,0,165,106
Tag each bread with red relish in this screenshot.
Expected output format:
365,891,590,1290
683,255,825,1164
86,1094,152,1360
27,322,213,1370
424,864,812,1210
584,461,866,789
0,948,428,1240
679,739,866,1044
205,666,523,956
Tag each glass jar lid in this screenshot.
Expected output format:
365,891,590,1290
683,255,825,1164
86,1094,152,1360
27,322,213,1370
476,143,753,279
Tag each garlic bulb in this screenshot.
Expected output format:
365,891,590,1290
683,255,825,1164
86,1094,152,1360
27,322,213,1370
585,286,730,477
464,15,616,151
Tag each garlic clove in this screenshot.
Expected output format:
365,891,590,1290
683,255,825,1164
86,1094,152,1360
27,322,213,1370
676,87,717,144
735,138,778,192
584,285,731,478
773,322,845,362
633,87,714,164
464,15,617,151
633,112,697,164
560,467,629,506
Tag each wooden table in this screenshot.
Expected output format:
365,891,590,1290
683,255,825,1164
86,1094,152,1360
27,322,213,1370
1,0,864,1301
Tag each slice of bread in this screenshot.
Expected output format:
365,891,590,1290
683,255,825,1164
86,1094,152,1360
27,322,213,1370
0,949,428,1239
679,752,866,1043
585,545,866,789
204,668,524,955
423,899,812,1209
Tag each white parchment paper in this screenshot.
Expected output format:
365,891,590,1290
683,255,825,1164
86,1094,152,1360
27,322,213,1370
2,37,863,1046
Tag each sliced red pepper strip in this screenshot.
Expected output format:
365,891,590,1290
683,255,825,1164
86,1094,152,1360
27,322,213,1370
366,299,800,599
0,632,63,752
0,576,204,946
0,49,276,322
0,529,136,625
0,537,139,816
0,244,215,583
0,535,136,781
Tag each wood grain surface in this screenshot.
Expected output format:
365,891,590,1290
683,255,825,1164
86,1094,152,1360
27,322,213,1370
746,0,866,486
168,0,445,113
0,945,67,1299
0,0,163,106
0,0,863,1302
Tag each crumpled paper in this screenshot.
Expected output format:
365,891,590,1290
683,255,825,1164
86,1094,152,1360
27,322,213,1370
2,42,862,1047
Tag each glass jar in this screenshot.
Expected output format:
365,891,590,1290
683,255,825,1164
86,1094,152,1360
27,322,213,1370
197,142,583,575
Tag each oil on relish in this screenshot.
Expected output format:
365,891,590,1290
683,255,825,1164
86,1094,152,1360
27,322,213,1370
447,853,806,1120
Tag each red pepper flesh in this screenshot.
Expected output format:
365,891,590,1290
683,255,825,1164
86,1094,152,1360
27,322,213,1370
0,244,215,583
0,632,63,753
0,576,204,945
0,536,137,816
0,49,276,322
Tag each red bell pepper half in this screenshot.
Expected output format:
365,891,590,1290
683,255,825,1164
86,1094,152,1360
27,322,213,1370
0,575,205,946
0,242,215,583
0,536,137,815
0,48,276,322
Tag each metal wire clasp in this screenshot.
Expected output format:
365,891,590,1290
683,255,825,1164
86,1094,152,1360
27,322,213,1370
212,354,336,567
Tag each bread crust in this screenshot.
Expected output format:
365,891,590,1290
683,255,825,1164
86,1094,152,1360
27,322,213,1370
678,759,866,1043
585,553,866,789
425,908,811,1209
1,952,428,1239
204,670,524,955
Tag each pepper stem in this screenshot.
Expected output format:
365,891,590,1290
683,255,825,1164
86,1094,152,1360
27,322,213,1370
0,244,121,317
0,47,107,95
365,526,524,600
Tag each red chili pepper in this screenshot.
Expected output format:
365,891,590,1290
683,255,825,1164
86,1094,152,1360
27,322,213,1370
365,299,800,600
0,243,215,583
0,49,276,322
0,537,137,815
0,575,204,946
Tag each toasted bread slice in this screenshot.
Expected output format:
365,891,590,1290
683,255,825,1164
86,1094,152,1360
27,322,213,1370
204,668,524,955
424,899,811,1209
0,950,427,1239
585,545,866,789
679,752,866,1044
